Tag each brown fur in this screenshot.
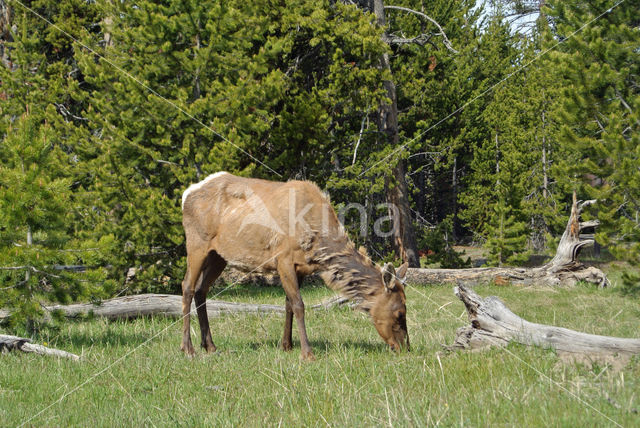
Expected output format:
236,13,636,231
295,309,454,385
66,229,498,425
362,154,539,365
180,172,409,360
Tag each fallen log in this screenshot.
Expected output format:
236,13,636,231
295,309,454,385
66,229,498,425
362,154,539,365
0,334,80,360
0,293,349,322
0,295,349,358
405,264,608,287
407,192,608,287
49,294,285,320
448,285,640,358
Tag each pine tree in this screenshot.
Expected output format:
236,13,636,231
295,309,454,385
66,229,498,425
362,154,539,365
549,0,640,288
455,15,523,236
403,9,517,240
485,197,530,266
457,11,571,258
0,111,111,326
518,36,569,252
0,0,113,326
389,0,478,245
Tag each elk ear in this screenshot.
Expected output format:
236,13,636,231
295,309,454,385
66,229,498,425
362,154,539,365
396,262,409,283
382,262,397,291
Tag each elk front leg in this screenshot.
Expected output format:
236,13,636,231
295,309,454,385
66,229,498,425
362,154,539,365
277,260,314,361
281,296,293,351
181,279,196,356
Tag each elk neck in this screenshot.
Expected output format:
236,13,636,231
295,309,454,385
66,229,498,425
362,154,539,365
312,237,383,311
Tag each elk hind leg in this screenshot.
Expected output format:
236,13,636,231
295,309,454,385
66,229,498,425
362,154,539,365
194,251,226,353
181,245,208,356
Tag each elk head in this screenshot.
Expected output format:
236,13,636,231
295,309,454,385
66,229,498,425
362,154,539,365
370,262,409,351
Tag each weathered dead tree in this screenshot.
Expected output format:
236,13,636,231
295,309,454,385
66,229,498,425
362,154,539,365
448,286,640,359
0,294,349,322
407,192,609,287
0,334,80,360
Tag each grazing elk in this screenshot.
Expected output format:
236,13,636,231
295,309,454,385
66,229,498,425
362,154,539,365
180,172,409,360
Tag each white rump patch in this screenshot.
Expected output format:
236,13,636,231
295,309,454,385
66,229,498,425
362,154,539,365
181,171,228,210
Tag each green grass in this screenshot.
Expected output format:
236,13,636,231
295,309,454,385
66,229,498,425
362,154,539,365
1,280,639,427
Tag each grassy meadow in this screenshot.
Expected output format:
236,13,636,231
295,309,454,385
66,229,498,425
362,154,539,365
1,273,639,426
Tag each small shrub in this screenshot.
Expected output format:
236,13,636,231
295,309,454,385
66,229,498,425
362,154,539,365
418,216,471,269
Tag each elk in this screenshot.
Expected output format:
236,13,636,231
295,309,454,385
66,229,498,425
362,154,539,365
180,172,409,360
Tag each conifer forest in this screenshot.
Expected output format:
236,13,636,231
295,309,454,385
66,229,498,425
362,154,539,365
0,0,637,323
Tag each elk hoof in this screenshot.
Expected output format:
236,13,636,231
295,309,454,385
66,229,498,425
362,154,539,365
281,341,293,352
300,350,316,361
202,343,217,354
181,343,196,357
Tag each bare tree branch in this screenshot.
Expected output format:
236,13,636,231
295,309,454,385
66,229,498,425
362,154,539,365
615,88,640,127
383,33,434,46
384,5,457,53
352,109,369,165
0,266,31,270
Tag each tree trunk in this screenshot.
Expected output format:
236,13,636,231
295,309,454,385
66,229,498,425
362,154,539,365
0,334,80,360
451,156,459,241
406,191,609,287
102,16,113,48
0,0,13,70
372,0,420,267
0,294,349,322
25,225,32,282
546,191,597,272
388,160,421,267
448,285,640,361
541,110,548,200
